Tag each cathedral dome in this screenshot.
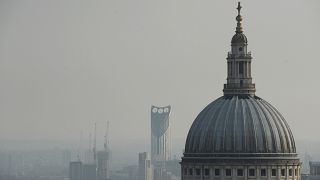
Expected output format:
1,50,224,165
184,95,297,157
181,3,300,180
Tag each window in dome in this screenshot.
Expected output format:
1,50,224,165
196,168,201,176
204,168,210,176
184,168,187,175
239,62,244,74
295,169,298,176
189,168,193,176
261,169,266,176
230,63,233,76
272,169,277,177
225,169,232,176
289,169,292,176
281,169,286,177
249,169,255,176
215,169,220,176
237,169,243,176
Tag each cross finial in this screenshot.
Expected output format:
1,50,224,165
235,2,243,33
237,2,242,16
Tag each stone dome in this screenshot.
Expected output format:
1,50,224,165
231,33,247,44
184,95,297,157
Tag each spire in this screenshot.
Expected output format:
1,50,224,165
236,2,243,33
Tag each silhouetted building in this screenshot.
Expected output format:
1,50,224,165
82,164,97,180
181,2,301,180
97,151,111,180
153,161,180,180
69,161,82,180
308,162,320,180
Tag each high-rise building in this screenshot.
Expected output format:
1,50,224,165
151,105,171,163
69,161,82,180
82,164,97,180
308,162,320,180
97,151,111,180
139,152,153,180
181,2,301,180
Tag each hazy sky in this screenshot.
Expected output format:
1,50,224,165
0,0,319,148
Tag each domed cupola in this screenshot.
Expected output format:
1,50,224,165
223,2,255,97
231,4,248,45
181,3,300,180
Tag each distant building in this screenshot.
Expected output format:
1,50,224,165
69,161,82,180
84,150,95,164
97,151,111,180
153,161,180,180
308,162,320,180
138,152,153,180
151,105,171,163
69,161,97,180
121,165,138,180
82,164,97,180
62,150,71,169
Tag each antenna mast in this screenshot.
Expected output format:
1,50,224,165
104,121,110,151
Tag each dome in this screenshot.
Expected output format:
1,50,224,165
184,95,296,157
231,33,247,44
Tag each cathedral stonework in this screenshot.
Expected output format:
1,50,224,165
181,2,301,180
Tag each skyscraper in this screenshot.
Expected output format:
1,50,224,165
139,152,153,180
181,2,301,180
151,105,171,163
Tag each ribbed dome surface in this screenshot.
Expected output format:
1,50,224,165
231,33,247,44
185,95,296,156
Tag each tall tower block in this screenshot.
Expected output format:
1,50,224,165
139,152,153,180
151,105,171,163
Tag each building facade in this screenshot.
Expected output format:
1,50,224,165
306,162,320,180
139,152,153,180
151,105,171,163
69,161,97,180
69,161,82,180
97,151,111,180
82,164,97,180
181,2,301,180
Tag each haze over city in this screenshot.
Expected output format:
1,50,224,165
0,0,320,179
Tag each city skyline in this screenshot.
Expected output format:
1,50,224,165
0,0,319,153
0,1,320,179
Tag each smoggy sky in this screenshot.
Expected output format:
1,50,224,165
0,0,319,147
